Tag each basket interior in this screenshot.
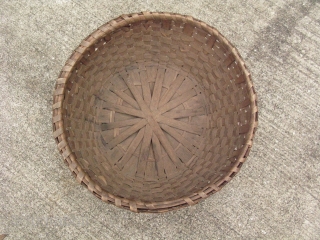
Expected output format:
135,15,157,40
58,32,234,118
55,13,257,211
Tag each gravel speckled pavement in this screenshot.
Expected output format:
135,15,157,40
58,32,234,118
1,0,320,239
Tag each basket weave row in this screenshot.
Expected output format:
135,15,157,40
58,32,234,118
53,12,258,212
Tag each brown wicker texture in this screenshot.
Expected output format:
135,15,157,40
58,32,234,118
53,12,258,213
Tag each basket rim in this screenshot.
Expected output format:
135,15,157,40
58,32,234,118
52,11,258,213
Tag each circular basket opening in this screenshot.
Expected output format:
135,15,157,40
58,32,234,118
53,12,258,212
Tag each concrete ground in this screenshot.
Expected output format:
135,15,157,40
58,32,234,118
1,0,320,239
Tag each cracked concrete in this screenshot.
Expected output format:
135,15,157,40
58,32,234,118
1,0,320,239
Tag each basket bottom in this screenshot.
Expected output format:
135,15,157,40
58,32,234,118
88,62,209,202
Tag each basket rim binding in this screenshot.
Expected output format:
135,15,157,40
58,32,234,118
52,12,258,213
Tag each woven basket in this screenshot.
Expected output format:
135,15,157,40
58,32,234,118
53,12,258,213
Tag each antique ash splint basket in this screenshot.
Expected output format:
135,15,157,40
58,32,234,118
53,12,258,212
